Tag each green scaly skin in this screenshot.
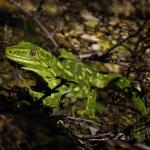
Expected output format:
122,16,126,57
5,41,147,118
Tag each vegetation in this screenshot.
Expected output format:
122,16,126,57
0,0,149,149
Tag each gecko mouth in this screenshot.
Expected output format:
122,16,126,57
6,54,33,63
6,54,41,67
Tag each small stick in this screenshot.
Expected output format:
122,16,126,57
8,0,58,47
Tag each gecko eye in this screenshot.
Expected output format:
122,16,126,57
9,50,12,53
30,49,36,56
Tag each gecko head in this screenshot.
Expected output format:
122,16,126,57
5,41,47,66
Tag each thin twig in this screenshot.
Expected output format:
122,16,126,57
67,116,101,127
79,21,147,60
8,0,58,47
77,131,114,139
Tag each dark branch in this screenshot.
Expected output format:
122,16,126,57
8,0,58,47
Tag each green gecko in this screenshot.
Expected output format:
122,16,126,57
5,41,147,118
